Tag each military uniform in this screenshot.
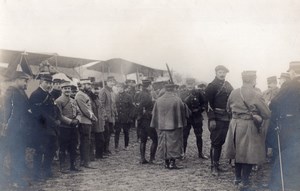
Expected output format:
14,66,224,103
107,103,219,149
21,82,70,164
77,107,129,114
56,90,80,171
151,84,186,169
137,80,158,164
75,88,95,167
205,66,233,174
3,82,31,184
180,88,207,158
115,89,134,149
29,85,60,178
269,72,300,190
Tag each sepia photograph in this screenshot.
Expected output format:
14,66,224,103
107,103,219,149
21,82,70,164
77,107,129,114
0,0,300,190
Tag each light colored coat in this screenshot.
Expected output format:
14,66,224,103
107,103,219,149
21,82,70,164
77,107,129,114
150,92,186,130
75,90,93,125
99,86,116,125
224,84,271,164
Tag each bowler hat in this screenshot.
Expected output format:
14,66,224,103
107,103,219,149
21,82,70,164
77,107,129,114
215,65,229,73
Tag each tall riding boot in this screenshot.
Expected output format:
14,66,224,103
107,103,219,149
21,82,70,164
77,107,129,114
140,142,148,164
59,151,66,171
211,148,219,176
165,159,170,169
197,136,208,159
149,141,157,163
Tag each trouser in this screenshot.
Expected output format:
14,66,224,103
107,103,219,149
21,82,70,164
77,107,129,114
235,163,253,184
114,122,130,148
183,119,203,156
79,124,92,166
90,131,95,161
210,120,229,167
104,122,113,153
95,132,105,158
33,134,58,177
140,124,158,161
8,135,26,182
59,127,78,168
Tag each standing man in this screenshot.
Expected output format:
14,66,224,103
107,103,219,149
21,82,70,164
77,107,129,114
115,83,134,150
181,78,208,159
75,79,97,168
56,81,81,172
2,72,31,186
99,76,116,155
205,65,233,176
51,79,62,100
269,62,300,190
224,71,270,189
262,76,280,106
151,83,186,169
29,74,60,179
137,80,158,164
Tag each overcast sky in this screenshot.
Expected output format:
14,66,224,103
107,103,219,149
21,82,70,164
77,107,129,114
1,0,300,89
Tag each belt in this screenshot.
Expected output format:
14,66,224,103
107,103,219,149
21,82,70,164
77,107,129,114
232,113,252,120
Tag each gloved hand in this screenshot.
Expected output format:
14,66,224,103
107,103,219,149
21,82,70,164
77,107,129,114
208,120,216,131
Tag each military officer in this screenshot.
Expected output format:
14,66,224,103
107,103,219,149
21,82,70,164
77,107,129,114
2,71,31,186
99,76,117,155
262,76,280,106
269,61,300,190
205,65,233,176
56,81,81,171
29,74,60,179
137,80,158,164
115,83,134,150
180,78,208,159
75,79,97,168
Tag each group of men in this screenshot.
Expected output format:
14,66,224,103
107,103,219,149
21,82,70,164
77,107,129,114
0,61,299,190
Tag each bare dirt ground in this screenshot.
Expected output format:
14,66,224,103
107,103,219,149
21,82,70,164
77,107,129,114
10,116,271,191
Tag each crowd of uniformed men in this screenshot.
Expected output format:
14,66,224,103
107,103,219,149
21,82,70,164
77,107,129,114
0,62,300,190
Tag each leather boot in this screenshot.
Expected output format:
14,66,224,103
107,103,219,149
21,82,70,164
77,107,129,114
140,142,148,164
169,159,182,169
149,142,157,164
165,160,170,169
197,136,208,159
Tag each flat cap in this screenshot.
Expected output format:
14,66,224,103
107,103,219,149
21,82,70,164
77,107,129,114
142,79,151,87
79,78,92,84
186,78,196,85
107,76,116,82
39,74,53,82
242,71,256,80
287,61,300,73
279,73,290,80
267,76,277,84
61,81,72,88
11,71,31,80
53,78,62,83
215,65,229,73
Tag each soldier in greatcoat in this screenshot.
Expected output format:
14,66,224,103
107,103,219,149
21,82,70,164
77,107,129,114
268,62,300,190
224,71,271,189
29,74,61,179
2,71,31,186
115,83,134,150
205,65,233,176
56,81,81,171
99,76,117,155
151,83,186,169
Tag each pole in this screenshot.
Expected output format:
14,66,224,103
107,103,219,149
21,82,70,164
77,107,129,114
276,125,285,191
